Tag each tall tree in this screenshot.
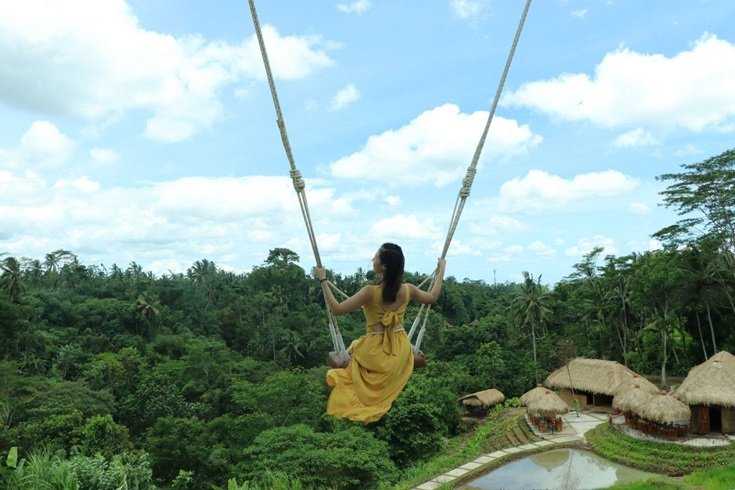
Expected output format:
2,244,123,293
511,271,553,384
0,256,24,303
655,148,735,255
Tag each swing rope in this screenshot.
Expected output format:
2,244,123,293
248,0,347,362
408,0,533,352
247,0,532,364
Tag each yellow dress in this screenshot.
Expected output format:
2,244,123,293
326,284,415,423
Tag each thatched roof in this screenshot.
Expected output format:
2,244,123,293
635,391,691,424
526,390,569,417
459,388,505,407
612,384,654,413
521,385,553,406
544,358,639,395
612,374,659,396
673,351,735,408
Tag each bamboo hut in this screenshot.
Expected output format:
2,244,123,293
612,384,654,429
526,390,569,433
544,358,642,408
633,391,690,439
459,388,505,416
673,351,735,434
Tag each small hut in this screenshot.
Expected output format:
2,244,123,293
459,388,505,416
612,384,654,429
633,391,690,440
612,374,659,397
527,390,569,433
673,351,735,434
545,358,642,409
520,384,551,406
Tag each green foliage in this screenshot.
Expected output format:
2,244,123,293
239,424,397,489
225,472,317,490
4,226,735,489
587,424,735,476
2,448,152,490
374,373,460,467
231,368,328,429
74,414,131,458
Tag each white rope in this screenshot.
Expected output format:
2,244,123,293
411,0,533,351
248,0,347,359
249,0,532,361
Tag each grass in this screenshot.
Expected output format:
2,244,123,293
390,406,544,490
605,463,735,489
586,424,735,477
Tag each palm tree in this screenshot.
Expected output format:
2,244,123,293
136,294,161,338
187,259,219,310
511,271,553,384
0,256,24,303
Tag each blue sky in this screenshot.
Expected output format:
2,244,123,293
1,0,734,286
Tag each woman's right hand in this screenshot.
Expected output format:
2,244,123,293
437,258,446,271
316,267,327,281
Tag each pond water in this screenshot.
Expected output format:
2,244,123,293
457,448,658,490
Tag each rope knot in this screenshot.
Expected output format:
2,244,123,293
290,169,305,191
460,167,477,198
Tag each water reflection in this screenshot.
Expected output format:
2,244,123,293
458,448,657,490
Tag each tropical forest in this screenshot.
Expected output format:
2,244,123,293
2,150,735,489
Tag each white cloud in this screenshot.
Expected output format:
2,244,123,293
0,122,74,171
19,121,75,168
613,128,659,147
451,0,482,19
0,171,337,271
54,176,100,193
487,244,524,263
565,235,617,257
438,239,482,257
368,214,441,240
0,2,335,142
571,9,588,18
336,0,371,14
629,202,651,215
330,83,361,110
674,144,700,157
528,240,557,257
498,169,639,212
328,103,542,186
469,215,526,236
626,238,663,252
89,148,120,165
385,195,401,206
503,33,735,131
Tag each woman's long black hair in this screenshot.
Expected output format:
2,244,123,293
379,243,405,303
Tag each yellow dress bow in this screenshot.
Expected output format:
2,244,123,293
380,311,401,355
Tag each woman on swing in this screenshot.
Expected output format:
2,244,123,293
316,243,446,423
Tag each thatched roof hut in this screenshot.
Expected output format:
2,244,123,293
545,358,640,396
521,385,557,406
673,351,735,408
612,384,654,413
527,390,569,417
459,388,505,408
636,391,691,425
612,374,659,396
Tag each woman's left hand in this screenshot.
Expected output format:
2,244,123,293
316,267,327,281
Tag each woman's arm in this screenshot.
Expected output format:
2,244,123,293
408,258,446,304
315,267,373,315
